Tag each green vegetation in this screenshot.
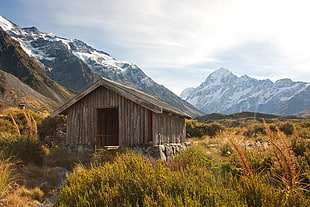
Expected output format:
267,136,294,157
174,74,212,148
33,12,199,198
56,119,310,206
0,106,309,206
0,107,89,206
196,111,308,128
0,151,15,197
186,120,224,138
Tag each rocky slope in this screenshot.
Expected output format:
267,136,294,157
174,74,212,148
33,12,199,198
0,16,201,117
180,68,310,116
0,70,58,111
0,26,74,110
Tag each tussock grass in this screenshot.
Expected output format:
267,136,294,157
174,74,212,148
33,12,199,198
0,151,16,197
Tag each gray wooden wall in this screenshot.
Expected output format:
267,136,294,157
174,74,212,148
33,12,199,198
65,86,186,152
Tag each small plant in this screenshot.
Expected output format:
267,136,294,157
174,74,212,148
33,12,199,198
20,186,44,200
227,135,252,176
0,151,16,197
174,145,212,168
220,143,233,156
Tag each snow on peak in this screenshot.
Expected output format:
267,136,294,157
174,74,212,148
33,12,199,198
211,67,233,76
201,67,237,86
275,78,293,87
181,69,310,115
0,16,14,31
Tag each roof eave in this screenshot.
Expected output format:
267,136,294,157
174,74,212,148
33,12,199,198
51,78,164,117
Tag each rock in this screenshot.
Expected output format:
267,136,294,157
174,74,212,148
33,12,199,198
146,145,166,161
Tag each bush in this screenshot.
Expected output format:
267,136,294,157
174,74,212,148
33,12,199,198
203,123,225,137
243,124,266,138
211,161,241,176
38,115,66,141
0,136,44,166
186,120,204,137
186,120,224,138
57,152,242,207
278,122,295,136
174,145,212,168
44,146,90,170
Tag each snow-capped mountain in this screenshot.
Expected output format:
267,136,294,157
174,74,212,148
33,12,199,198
0,25,73,110
0,16,201,116
180,68,310,115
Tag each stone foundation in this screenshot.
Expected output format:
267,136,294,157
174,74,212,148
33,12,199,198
63,142,191,161
139,142,191,161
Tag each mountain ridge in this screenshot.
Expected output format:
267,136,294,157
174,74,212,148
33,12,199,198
0,26,74,105
181,68,310,116
0,15,201,117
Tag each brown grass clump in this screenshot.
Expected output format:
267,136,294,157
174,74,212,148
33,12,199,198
23,111,38,138
263,121,298,188
9,113,20,137
0,152,16,197
227,135,252,176
3,184,43,207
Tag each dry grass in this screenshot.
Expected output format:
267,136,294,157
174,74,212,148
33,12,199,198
227,135,252,176
9,113,20,137
23,111,38,137
0,152,16,197
263,121,298,188
3,184,43,207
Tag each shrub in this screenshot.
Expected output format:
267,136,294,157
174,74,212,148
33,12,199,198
38,115,66,141
186,120,204,137
243,124,266,138
57,152,243,207
44,146,90,170
186,120,224,138
278,122,295,136
0,136,44,166
211,161,241,176
173,145,212,168
291,136,310,157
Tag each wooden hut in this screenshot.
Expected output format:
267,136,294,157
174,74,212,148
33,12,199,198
52,78,191,153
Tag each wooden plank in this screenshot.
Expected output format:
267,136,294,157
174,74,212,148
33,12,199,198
64,81,188,152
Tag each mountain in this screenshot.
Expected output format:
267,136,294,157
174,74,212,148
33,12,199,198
0,69,58,111
0,26,74,109
297,106,310,117
0,16,201,117
180,68,310,116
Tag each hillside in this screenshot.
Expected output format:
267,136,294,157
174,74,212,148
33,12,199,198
297,106,310,117
0,27,74,107
0,70,58,111
0,16,201,117
195,111,308,127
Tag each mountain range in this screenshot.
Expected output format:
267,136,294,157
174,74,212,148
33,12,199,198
0,16,201,116
1,15,309,117
180,68,310,116
0,25,73,110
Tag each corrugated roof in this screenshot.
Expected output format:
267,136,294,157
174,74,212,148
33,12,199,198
52,77,191,119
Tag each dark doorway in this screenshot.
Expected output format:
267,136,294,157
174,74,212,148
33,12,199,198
97,108,119,147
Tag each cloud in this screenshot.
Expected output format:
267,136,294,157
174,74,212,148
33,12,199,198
4,0,310,93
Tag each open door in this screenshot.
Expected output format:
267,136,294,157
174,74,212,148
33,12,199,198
97,108,119,147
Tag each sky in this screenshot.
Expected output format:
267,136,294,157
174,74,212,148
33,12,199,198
1,0,310,95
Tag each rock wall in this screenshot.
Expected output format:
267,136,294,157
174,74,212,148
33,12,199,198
141,142,191,161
